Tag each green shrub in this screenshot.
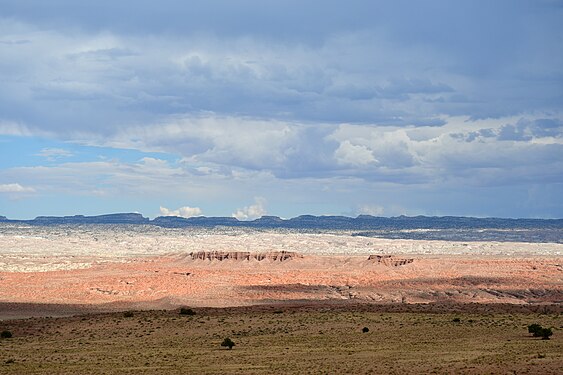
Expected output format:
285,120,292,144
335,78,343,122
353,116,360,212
452,317,461,323
528,323,542,336
0,330,12,339
528,324,553,339
362,327,369,333
221,337,235,349
539,327,553,340
179,307,196,316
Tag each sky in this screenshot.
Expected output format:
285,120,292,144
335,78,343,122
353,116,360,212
0,0,562,220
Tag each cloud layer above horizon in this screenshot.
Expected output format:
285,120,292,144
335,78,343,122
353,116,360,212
1,0,562,219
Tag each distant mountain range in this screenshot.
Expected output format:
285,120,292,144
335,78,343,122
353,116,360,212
0,212,561,230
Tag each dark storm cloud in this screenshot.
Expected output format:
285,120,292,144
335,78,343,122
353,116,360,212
1,0,562,129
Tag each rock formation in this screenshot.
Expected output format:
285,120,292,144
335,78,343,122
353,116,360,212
189,250,302,262
368,255,414,266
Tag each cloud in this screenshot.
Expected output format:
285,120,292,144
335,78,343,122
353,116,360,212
3,112,561,195
448,117,563,144
356,204,385,216
2,2,562,140
1,144,562,218
159,205,202,218
0,3,562,218
0,183,35,193
36,112,559,188
95,114,336,177
334,140,377,166
232,197,267,220
497,118,563,142
36,148,73,161
0,120,49,137
0,158,192,198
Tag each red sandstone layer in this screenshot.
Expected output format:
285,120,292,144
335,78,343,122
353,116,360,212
1,252,561,317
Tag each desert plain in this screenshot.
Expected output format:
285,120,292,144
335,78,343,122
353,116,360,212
0,224,562,374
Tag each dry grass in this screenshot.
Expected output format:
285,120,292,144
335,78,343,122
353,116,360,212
0,305,561,374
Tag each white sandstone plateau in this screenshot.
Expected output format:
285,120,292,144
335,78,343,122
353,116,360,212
0,224,560,272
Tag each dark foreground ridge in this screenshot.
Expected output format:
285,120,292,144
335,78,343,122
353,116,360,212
1,212,562,230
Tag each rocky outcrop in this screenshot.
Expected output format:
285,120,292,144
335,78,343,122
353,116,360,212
254,251,303,261
190,251,251,261
189,250,302,262
368,255,414,266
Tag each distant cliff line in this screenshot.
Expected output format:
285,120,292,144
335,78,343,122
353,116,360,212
0,212,561,230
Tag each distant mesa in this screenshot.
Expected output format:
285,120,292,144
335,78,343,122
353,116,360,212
0,212,561,233
30,213,149,225
252,215,285,224
152,215,239,227
149,214,563,231
189,251,302,262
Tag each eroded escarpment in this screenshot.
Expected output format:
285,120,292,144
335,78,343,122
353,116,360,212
187,251,415,266
367,254,414,266
189,250,303,262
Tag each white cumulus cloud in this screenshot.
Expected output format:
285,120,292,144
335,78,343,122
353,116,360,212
159,205,202,218
334,140,377,166
232,197,267,221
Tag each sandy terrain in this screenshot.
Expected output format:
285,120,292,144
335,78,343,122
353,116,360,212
1,305,560,375
0,225,561,319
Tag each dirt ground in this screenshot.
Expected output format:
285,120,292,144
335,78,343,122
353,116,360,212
0,303,561,374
